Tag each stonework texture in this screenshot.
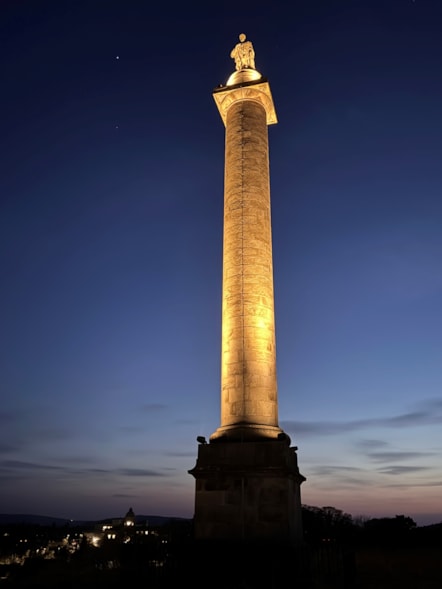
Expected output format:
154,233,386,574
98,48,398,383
191,441,304,544
214,98,280,439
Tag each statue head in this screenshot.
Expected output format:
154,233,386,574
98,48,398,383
239,33,246,43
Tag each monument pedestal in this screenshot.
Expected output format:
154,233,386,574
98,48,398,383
189,439,305,546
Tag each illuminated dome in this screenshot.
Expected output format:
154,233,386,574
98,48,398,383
226,67,262,87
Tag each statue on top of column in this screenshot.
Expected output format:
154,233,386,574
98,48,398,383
230,33,256,71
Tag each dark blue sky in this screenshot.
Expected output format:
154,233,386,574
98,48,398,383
1,0,442,524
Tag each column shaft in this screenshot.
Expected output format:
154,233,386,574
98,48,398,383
214,99,279,439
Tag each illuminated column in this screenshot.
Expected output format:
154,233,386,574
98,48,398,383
210,45,282,442
189,35,305,546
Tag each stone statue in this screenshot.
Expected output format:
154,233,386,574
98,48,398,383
230,33,256,71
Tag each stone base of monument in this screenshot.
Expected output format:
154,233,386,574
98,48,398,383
189,439,305,546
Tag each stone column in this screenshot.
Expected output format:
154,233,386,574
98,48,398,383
210,72,283,442
189,37,305,546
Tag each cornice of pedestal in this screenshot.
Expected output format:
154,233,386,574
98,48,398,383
213,71,277,127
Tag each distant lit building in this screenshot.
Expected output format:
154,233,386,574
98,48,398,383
88,508,152,546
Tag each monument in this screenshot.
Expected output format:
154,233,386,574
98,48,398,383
189,34,305,546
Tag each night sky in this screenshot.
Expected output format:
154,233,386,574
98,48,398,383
1,0,441,525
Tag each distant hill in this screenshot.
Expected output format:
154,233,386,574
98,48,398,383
0,514,73,526
0,513,190,527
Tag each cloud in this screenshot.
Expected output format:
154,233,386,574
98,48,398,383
368,451,432,463
112,493,137,498
55,456,99,465
307,464,371,487
310,465,363,476
382,480,442,488
387,412,436,427
86,468,112,474
0,422,80,457
282,418,375,435
378,466,430,475
0,460,170,481
164,450,196,458
357,439,389,449
282,399,442,437
0,460,65,471
117,468,167,477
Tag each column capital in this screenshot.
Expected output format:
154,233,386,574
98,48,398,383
213,76,277,127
